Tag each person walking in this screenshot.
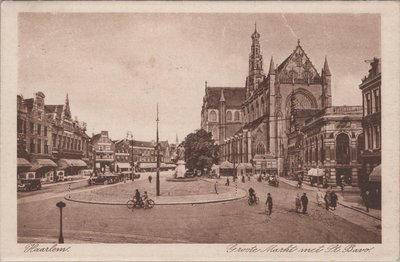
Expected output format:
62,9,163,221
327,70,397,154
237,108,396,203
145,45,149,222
362,190,370,212
324,190,330,210
225,177,230,186
214,181,219,195
241,175,245,183
265,193,273,216
148,175,152,183
316,188,324,206
330,191,338,210
301,193,308,214
295,193,302,213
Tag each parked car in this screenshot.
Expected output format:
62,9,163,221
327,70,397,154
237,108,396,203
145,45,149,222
17,178,42,192
133,173,141,179
89,173,119,185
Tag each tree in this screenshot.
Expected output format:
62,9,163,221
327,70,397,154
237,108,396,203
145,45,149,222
183,129,219,172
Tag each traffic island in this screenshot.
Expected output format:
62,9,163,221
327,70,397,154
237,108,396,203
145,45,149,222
65,178,246,205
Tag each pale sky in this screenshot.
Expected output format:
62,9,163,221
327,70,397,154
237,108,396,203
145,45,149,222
18,13,380,142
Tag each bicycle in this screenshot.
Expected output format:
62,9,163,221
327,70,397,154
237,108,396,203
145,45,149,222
126,198,155,210
248,195,259,206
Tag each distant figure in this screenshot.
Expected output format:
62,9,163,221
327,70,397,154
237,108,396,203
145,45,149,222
148,175,153,183
324,191,330,210
316,188,324,206
214,181,218,194
142,191,149,208
134,189,141,205
247,175,250,181
225,178,230,186
297,178,303,188
295,194,302,213
265,193,273,216
301,193,308,214
362,190,370,212
241,175,245,183
248,187,256,202
330,191,338,210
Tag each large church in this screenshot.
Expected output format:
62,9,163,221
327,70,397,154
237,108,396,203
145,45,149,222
201,25,333,176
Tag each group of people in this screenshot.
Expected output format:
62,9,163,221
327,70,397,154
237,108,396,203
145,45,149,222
295,193,309,213
248,187,273,216
319,188,338,210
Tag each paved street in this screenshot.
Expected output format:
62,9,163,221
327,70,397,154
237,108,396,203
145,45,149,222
17,173,381,243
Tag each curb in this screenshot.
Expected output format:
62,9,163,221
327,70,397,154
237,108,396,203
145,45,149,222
279,178,381,221
64,193,247,206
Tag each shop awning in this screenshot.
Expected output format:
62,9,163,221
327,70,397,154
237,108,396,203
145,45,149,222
18,158,31,168
30,159,57,171
220,161,233,169
121,171,132,175
369,164,381,182
58,159,88,170
308,168,324,177
116,162,132,169
166,164,176,168
237,163,253,169
139,163,157,169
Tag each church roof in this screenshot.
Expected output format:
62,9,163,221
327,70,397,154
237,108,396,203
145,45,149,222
45,105,64,116
205,87,246,109
276,41,321,83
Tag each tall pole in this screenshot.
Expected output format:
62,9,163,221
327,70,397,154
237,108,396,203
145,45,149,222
156,104,160,196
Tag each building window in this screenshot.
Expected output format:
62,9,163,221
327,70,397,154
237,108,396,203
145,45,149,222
44,126,47,136
37,124,41,136
30,140,35,153
366,93,372,115
210,110,217,122
44,140,49,154
234,111,240,121
226,111,232,121
256,143,266,155
375,126,380,149
17,119,23,134
30,122,35,134
357,134,364,162
373,89,380,113
37,139,41,153
336,133,350,164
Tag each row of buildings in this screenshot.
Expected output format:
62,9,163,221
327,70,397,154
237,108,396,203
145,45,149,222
201,26,381,201
17,93,177,183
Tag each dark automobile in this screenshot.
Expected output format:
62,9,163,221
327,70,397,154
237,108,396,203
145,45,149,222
89,173,119,185
17,178,42,191
133,173,141,179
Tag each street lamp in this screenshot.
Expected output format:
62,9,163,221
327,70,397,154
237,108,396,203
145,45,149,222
156,104,160,196
56,201,66,243
127,131,134,180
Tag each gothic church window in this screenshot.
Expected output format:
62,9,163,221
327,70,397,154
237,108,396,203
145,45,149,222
256,143,266,155
226,111,232,121
210,111,217,122
234,111,240,121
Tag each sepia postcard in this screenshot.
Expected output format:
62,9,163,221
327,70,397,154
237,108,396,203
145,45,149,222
1,1,399,261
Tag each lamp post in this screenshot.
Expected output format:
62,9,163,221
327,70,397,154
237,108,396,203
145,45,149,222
56,201,66,243
127,131,134,180
156,104,160,196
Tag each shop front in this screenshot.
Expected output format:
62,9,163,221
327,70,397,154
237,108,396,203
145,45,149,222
29,158,58,182
57,159,88,180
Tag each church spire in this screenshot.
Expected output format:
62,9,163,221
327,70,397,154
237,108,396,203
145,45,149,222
246,24,265,98
268,56,275,75
62,93,71,120
219,89,226,102
323,56,331,76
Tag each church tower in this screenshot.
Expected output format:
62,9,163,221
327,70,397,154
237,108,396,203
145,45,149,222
245,24,265,98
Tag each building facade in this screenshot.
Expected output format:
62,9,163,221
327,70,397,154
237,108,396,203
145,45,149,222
17,92,90,182
91,131,115,173
201,84,246,145
217,27,332,176
288,106,363,187
359,58,381,205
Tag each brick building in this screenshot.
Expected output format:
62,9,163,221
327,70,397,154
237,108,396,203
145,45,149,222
91,131,115,173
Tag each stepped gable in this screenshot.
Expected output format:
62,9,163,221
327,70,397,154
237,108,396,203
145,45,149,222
276,42,321,84
205,86,246,109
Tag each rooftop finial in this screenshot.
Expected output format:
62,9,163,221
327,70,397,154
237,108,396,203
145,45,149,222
297,39,300,46
205,80,207,88
255,22,257,32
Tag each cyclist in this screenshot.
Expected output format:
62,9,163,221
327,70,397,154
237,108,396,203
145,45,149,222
248,187,256,203
134,189,142,206
142,191,149,208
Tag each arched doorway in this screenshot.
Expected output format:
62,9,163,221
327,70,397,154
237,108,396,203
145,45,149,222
336,133,351,186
